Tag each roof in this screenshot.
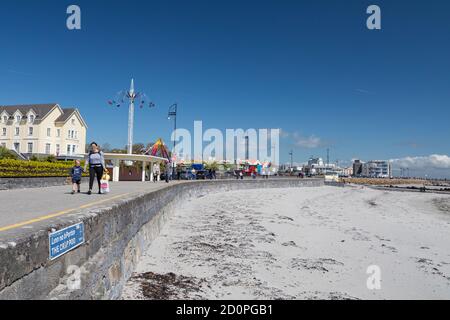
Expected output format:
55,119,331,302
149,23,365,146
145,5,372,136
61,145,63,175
0,103,58,120
0,104,87,128
102,153,168,163
55,108,76,122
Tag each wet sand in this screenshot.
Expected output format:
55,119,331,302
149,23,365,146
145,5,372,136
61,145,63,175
122,185,450,300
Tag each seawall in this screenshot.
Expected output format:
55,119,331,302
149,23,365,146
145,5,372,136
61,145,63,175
0,178,323,300
0,177,69,190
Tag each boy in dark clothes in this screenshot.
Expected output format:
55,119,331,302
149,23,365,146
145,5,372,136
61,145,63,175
71,160,84,194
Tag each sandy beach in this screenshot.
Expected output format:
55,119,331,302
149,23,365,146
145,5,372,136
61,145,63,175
122,185,450,300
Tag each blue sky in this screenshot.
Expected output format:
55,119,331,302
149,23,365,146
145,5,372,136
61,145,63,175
0,0,449,177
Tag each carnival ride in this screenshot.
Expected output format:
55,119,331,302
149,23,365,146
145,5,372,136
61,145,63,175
144,138,170,160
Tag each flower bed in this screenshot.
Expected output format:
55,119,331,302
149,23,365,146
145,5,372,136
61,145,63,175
0,159,87,178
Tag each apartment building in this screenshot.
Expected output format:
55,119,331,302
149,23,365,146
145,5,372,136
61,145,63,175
352,159,392,178
362,160,392,178
0,103,87,158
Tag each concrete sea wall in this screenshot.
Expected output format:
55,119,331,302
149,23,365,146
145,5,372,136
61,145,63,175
0,177,69,190
0,178,323,300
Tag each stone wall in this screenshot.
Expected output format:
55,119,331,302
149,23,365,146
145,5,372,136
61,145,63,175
0,177,69,190
0,178,323,300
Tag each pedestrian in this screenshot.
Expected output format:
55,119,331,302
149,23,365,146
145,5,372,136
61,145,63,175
152,163,160,182
70,159,84,194
84,142,106,195
165,161,170,183
191,167,196,180
176,164,182,180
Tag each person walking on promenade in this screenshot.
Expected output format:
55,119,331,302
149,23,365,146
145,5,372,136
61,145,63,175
84,142,106,195
165,161,171,183
176,164,182,180
208,168,213,180
70,159,84,194
152,163,160,182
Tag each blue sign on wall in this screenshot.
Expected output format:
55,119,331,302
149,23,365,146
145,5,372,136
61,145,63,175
49,222,85,260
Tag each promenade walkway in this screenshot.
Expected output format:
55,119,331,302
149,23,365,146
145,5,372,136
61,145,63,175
0,181,184,242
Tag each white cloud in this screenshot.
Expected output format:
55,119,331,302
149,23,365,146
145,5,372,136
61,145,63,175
293,132,323,149
280,129,290,139
356,88,370,94
389,154,450,170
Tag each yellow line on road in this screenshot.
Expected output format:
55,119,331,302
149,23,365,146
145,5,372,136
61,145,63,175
0,193,131,233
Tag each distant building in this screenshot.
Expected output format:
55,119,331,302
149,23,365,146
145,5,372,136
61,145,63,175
305,157,336,175
340,167,353,177
308,157,324,167
353,159,364,176
362,160,392,178
0,103,87,159
352,159,392,178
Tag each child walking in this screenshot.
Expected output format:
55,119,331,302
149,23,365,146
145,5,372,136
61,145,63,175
71,160,84,194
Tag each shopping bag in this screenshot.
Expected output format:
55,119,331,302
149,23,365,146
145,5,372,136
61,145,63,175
101,169,110,193
101,179,110,193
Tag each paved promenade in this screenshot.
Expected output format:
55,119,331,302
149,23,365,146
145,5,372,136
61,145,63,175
0,181,184,242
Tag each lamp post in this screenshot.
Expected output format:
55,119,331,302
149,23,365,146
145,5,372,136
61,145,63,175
289,150,293,172
168,103,178,177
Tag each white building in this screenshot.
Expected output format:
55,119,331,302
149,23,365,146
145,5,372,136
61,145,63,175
306,157,336,175
362,160,392,178
0,103,87,158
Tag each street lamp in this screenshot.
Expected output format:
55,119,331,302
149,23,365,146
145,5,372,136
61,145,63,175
168,103,178,177
289,150,293,172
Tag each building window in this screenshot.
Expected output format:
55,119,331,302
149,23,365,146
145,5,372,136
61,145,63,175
68,130,75,139
15,127,19,136
2,116,7,123
29,115,35,123
67,144,71,155
14,143,20,152
28,127,33,136
47,128,51,137
1,142,6,148
27,142,33,153
56,144,60,155
45,143,51,154
57,129,61,137
16,115,21,123
2,128,6,136
71,119,75,125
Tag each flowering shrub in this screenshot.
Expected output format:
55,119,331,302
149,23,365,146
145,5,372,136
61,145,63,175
0,159,88,177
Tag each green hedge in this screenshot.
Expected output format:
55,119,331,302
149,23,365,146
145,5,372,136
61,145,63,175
0,159,88,178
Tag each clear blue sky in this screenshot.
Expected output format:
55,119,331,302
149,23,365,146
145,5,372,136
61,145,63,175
1,0,449,176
